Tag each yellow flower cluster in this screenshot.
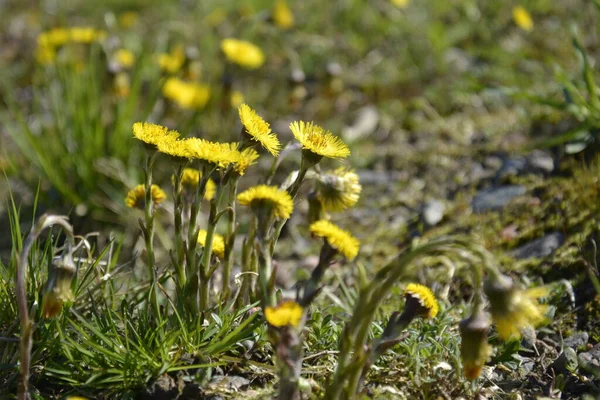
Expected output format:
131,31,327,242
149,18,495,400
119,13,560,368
197,230,226,259
404,283,439,319
221,38,265,69
264,301,303,328
237,185,294,220
125,184,167,208
316,168,362,211
186,138,240,168
309,220,360,260
163,78,211,110
36,27,106,64
238,104,280,156
290,121,350,160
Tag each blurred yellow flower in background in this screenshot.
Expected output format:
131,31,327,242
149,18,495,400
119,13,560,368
197,230,226,259
513,6,533,31
273,0,294,29
221,38,265,69
125,184,166,208
391,0,410,8
114,49,135,68
158,45,185,73
265,301,303,327
238,185,294,219
309,220,360,260
162,77,211,110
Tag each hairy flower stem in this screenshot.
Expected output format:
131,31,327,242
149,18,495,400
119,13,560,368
198,181,226,311
173,163,186,289
16,215,74,400
143,152,161,318
222,176,239,301
238,217,257,307
186,164,214,278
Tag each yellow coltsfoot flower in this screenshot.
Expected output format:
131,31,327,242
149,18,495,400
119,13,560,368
157,138,194,160
162,77,211,110
265,301,303,328
133,122,180,147
125,184,167,209
233,147,260,176
114,49,135,68
186,138,240,168
273,0,294,29
177,168,216,200
221,38,265,69
158,45,185,73
197,229,226,259
238,104,280,156
513,6,533,32
289,121,350,162
315,167,362,211
237,185,294,220
309,220,360,260
404,283,439,319
484,273,548,340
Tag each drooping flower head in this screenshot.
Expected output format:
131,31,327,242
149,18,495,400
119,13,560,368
484,273,548,340
459,308,492,380
315,167,362,211
238,104,280,156
125,184,166,209
41,254,76,319
264,300,303,328
404,283,439,319
513,6,533,32
221,38,265,69
133,122,180,148
237,185,294,220
186,138,240,168
309,220,360,260
289,121,350,163
163,77,211,110
197,229,226,259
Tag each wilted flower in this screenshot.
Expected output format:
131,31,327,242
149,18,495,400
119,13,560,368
238,104,280,156
513,6,533,32
41,254,77,319
197,229,226,259
162,77,211,110
221,38,265,69
484,273,548,340
309,220,360,260
265,301,303,327
125,184,166,208
459,309,492,380
237,185,294,220
133,122,180,147
273,0,294,29
403,283,439,319
289,121,350,162
315,167,362,211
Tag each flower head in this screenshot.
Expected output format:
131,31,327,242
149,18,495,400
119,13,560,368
237,185,294,220
41,255,76,319
264,301,303,328
221,38,265,69
233,147,260,176
197,229,226,259
404,283,439,319
391,0,410,8
125,184,167,208
158,45,185,73
157,138,194,159
163,77,211,110
459,309,491,380
484,274,548,340
178,168,216,200
114,49,135,68
273,0,294,29
309,220,360,260
133,122,180,147
186,138,240,168
238,104,280,156
513,6,533,32
315,167,362,211
290,121,350,160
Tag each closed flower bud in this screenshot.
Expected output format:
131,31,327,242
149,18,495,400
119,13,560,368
41,253,77,319
459,309,491,380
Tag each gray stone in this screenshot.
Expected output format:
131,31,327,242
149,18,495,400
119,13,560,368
511,232,565,259
422,200,445,226
526,150,554,174
143,375,178,400
563,332,589,349
472,185,526,213
209,375,250,392
578,344,600,368
496,156,527,180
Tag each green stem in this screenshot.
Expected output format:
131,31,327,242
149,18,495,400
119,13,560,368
222,176,239,301
186,164,214,278
173,163,186,289
143,152,160,318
